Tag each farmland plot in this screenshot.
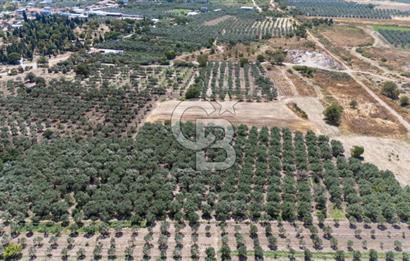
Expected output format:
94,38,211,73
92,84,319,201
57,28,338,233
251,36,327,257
0,65,195,145
152,14,296,49
283,0,410,19
378,29,410,48
197,61,278,101
2,123,410,260
4,221,410,260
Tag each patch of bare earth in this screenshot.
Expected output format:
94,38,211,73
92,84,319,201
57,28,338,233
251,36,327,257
337,135,410,185
358,74,410,123
287,72,318,97
320,24,374,48
146,100,321,132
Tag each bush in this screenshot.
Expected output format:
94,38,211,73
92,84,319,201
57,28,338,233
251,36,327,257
43,129,54,139
400,96,409,107
350,100,358,109
293,65,316,77
351,146,364,159
257,54,265,62
165,50,177,60
3,243,23,259
386,251,395,261
324,104,343,126
197,55,208,67
239,57,249,67
74,64,90,77
382,81,399,100
185,85,201,100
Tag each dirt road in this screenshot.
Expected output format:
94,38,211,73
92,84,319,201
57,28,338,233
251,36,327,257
307,31,410,134
252,0,263,13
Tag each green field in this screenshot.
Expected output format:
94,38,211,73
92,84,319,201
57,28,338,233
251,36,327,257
373,25,410,32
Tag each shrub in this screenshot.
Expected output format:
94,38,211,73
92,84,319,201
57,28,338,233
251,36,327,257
369,249,378,261
165,50,177,60
386,251,395,261
324,104,343,126
293,65,315,77
257,54,265,62
197,55,208,67
74,64,90,77
239,57,249,67
335,250,345,261
400,96,409,107
350,100,358,109
381,81,399,100
351,146,364,159
185,84,201,100
3,243,23,259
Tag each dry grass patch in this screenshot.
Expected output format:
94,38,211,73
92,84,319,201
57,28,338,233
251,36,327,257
320,24,374,48
146,100,320,132
287,72,318,97
358,47,410,73
312,70,407,137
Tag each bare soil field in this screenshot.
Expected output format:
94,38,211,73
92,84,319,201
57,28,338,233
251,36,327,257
320,25,374,48
287,72,318,97
264,66,297,96
145,100,330,133
312,70,407,138
337,135,410,185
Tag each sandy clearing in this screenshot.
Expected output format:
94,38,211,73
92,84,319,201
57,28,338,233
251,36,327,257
286,96,341,136
336,135,410,185
145,100,322,132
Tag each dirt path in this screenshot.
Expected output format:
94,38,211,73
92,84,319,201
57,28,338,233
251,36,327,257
349,42,407,82
252,0,262,13
307,31,410,135
362,25,391,48
286,96,340,136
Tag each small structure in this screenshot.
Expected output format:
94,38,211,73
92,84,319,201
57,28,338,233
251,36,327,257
89,48,124,55
187,11,199,16
40,0,53,4
59,12,88,19
240,6,254,11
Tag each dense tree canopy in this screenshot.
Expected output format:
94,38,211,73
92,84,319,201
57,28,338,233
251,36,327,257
0,123,408,227
0,15,85,64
